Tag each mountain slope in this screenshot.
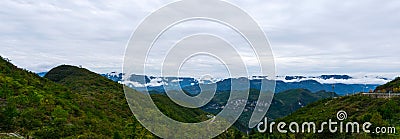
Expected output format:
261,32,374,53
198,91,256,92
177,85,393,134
267,89,338,119
201,88,338,132
375,77,400,92
45,65,244,138
0,57,155,138
44,65,150,138
249,95,400,138
0,57,85,138
248,77,400,138
0,59,243,138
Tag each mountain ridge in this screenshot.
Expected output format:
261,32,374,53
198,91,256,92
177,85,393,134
249,78,400,138
0,57,243,138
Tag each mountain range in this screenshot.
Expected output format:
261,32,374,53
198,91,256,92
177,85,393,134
0,56,351,138
35,71,392,96
0,57,240,138
100,73,384,96
3,56,399,138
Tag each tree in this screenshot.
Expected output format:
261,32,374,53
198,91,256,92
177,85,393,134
371,112,387,126
2,57,11,62
113,131,122,139
2,104,19,131
51,105,68,124
393,87,400,93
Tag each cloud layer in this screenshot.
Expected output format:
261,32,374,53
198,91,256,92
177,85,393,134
0,0,399,77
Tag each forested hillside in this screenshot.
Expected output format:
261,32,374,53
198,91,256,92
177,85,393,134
4,55,396,138
0,57,242,138
375,77,400,93
267,89,338,119
250,95,400,138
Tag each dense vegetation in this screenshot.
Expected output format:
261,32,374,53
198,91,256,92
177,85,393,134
250,90,400,138
0,57,157,138
267,89,338,120
0,57,242,138
0,57,83,138
202,88,337,132
44,65,151,138
375,77,400,93
2,55,399,138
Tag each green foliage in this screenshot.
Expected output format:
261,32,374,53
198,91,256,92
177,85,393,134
151,94,207,123
0,57,244,138
0,56,72,136
250,95,400,138
0,57,148,138
375,77,400,92
205,88,337,132
51,105,68,124
267,89,337,119
112,131,122,139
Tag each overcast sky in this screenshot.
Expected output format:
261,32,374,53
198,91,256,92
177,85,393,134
0,0,399,77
